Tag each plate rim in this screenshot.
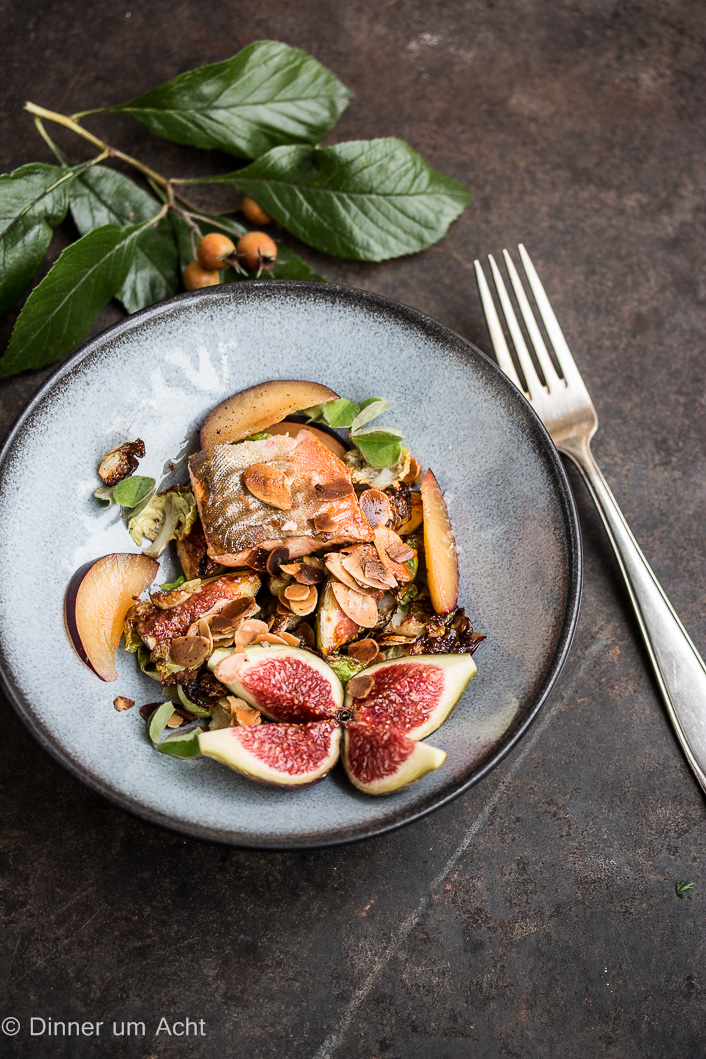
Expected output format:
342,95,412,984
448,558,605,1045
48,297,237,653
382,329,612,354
0,279,582,849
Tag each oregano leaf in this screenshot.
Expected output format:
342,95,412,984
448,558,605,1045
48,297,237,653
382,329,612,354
352,430,403,468
322,398,360,428
0,222,147,377
147,701,203,759
193,138,472,261
112,475,156,508
350,399,389,433
102,41,352,159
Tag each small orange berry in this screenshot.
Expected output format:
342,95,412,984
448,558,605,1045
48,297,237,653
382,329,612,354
236,231,278,272
242,196,272,225
197,232,236,270
183,260,220,291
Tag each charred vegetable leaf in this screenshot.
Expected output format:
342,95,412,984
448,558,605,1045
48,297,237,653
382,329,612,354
196,139,471,260
327,654,367,686
69,166,180,312
0,162,76,315
169,210,324,283
112,474,156,508
102,41,352,159
0,222,146,377
148,701,202,758
128,488,197,557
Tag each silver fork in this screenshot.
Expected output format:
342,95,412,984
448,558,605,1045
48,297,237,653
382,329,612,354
475,244,706,794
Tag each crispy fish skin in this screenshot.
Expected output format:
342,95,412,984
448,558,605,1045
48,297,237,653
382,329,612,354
127,573,260,650
189,429,373,566
175,517,223,580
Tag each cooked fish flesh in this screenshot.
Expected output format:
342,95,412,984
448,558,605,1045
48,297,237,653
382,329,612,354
188,429,373,567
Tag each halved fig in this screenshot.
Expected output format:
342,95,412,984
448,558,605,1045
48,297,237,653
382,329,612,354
208,645,343,722
316,579,361,655
345,655,476,740
66,553,159,681
199,719,341,788
421,469,459,614
342,722,446,795
267,419,348,461
201,380,339,447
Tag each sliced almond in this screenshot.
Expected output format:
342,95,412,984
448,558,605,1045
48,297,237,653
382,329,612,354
113,695,135,712
394,617,426,638
402,456,422,486
243,463,293,510
284,582,311,602
377,634,416,645
347,673,375,699
314,478,354,501
166,712,184,728
226,695,261,727
236,618,270,648
170,635,211,668
342,546,396,590
359,488,392,529
280,631,301,647
346,639,379,664
331,582,378,628
373,526,414,583
210,596,257,633
296,564,325,585
266,546,290,576
254,632,290,645
284,585,318,616
386,540,416,563
324,552,370,592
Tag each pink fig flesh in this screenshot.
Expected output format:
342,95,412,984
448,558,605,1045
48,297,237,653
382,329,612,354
342,722,446,795
199,719,341,787
209,646,343,723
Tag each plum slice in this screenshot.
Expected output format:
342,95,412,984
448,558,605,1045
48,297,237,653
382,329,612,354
200,379,339,448
345,655,476,740
199,719,341,788
66,553,159,681
421,469,459,614
342,722,446,795
208,645,343,723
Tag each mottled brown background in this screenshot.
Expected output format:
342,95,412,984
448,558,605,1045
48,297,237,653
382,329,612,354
1,1,705,1056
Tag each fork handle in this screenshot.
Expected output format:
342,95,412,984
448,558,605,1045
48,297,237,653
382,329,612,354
561,437,706,794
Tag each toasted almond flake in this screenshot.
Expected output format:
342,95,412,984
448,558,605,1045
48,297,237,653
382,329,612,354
314,478,354,501
373,526,414,583
295,564,325,585
347,673,375,699
402,456,422,486
170,635,211,668
211,631,236,647
166,711,184,728
113,695,135,712
377,634,416,645
341,545,397,590
284,582,310,602
346,638,379,664
255,632,289,645
359,488,392,529
286,585,318,616
236,618,270,648
324,552,369,592
266,546,290,576
331,582,378,628
280,631,301,646
386,540,416,563
226,695,261,727
214,651,246,685
210,596,257,632
243,463,293,510
313,510,340,534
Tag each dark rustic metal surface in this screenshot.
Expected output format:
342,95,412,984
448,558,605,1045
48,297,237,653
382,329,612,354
1,1,704,1056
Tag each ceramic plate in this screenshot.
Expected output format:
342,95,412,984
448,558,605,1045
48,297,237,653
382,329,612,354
0,281,581,848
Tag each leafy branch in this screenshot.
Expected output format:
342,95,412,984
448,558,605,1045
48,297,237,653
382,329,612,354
0,40,471,377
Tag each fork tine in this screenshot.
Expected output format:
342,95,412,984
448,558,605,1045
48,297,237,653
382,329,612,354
502,249,562,391
517,245,584,388
473,260,524,391
488,254,544,401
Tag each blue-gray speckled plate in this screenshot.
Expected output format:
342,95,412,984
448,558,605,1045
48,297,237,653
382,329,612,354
0,281,580,848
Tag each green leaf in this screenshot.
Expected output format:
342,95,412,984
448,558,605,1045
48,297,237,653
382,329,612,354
160,574,186,591
147,701,202,759
0,162,73,315
350,399,389,433
0,222,145,377
112,474,156,508
323,398,360,428
93,484,116,506
103,41,352,159
68,166,180,312
197,138,472,261
352,430,403,468
169,209,325,282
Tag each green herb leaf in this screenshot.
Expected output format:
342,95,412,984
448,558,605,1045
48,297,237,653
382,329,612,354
0,222,146,377
676,880,694,899
0,162,74,315
103,41,352,159
160,574,186,591
198,138,471,260
93,484,117,506
322,398,360,428
147,701,203,759
350,399,389,434
68,166,180,313
352,429,403,468
169,209,325,283
113,474,156,508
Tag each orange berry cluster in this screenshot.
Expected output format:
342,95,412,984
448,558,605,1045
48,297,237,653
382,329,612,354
183,198,277,291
